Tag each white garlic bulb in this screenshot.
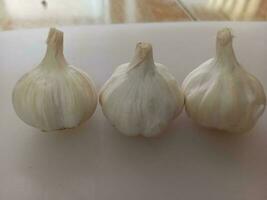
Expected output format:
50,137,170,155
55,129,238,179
182,28,266,134
99,42,184,137
12,28,97,131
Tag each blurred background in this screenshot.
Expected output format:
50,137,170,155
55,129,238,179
0,0,267,30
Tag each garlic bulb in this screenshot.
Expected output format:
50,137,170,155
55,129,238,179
99,42,184,137
182,28,266,134
12,28,97,131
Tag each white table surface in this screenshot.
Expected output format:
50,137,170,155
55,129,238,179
0,22,267,200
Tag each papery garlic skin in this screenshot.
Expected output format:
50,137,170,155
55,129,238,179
99,42,184,137
12,28,97,131
182,28,266,134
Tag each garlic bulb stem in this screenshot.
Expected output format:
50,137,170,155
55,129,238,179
215,28,238,67
42,28,67,68
129,42,155,70
128,42,155,79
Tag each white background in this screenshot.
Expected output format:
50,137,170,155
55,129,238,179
0,22,266,200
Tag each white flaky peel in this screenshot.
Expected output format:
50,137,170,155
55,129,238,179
182,28,266,134
99,42,184,137
12,28,97,131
